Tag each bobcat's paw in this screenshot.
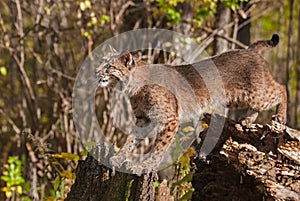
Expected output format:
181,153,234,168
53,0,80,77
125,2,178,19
240,119,256,129
235,122,256,132
270,115,286,132
272,114,286,124
109,155,126,168
130,163,156,176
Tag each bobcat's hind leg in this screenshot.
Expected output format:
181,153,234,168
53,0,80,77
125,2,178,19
273,84,287,124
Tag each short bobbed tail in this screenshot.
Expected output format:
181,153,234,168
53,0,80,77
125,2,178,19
248,34,279,53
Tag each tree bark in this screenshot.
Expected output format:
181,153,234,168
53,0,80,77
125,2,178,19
236,2,251,47
65,150,158,201
175,2,192,35
286,0,295,126
295,3,300,129
66,115,300,201
192,114,300,201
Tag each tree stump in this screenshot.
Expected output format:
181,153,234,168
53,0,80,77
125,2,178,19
66,115,300,201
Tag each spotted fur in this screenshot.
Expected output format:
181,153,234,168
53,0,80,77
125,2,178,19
96,35,287,175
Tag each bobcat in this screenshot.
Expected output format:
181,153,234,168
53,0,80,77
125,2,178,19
96,34,287,175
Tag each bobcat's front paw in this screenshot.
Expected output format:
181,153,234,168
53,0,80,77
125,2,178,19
235,120,256,132
130,162,156,176
109,154,126,168
272,114,286,124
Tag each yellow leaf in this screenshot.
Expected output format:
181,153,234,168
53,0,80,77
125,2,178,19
51,153,63,159
202,123,209,129
185,147,196,158
61,170,76,180
61,152,80,162
44,196,57,201
179,154,190,167
84,0,91,9
16,186,22,194
0,66,7,76
179,147,196,167
182,126,195,133
91,16,98,25
83,31,91,38
206,109,213,114
1,187,9,192
5,190,12,198
51,152,79,162
79,2,86,11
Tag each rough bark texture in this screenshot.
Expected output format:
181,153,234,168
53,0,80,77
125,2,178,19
192,114,300,201
295,1,300,127
66,115,300,201
65,154,158,201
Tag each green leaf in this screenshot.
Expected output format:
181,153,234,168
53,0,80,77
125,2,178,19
154,181,160,188
61,152,79,162
8,156,18,164
52,176,60,191
178,189,194,201
1,175,10,182
21,196,32,201
79,150,88,156
101,15,110,23
172,171,194,188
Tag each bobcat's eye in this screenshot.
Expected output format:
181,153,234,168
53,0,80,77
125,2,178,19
104,63,111,69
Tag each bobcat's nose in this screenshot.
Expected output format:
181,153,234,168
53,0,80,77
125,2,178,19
99,79,109,87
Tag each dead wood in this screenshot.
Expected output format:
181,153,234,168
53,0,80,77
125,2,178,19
66,114,300,201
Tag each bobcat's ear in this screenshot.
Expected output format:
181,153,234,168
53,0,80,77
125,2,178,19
123,52,135,70
109,45,119,54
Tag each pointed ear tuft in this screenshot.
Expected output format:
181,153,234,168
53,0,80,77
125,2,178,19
123,52,135,70
109,45,118,54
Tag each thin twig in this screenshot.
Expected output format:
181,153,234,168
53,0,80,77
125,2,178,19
202,27,247,49
15,0,36,102
216,33,247,49
0,108,21,134
231,11,239,49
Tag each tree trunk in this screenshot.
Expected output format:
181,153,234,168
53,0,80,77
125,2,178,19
236,2,251,47
295,3,300,129
213,2,231,54
65,147,158,201
286,0,295,126
66,115,300,201
175,2,192,35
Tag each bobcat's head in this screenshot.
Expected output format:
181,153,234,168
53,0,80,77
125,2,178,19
95,50,139,88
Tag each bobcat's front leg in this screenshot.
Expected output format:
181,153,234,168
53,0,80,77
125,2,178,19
128,85,179,175
109,135,138,168
109,84,179,175
109,116,155,168
131,118,179,175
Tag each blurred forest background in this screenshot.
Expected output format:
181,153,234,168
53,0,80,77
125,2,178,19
0,0,299,200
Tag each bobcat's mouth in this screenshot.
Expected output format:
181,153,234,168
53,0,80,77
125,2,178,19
95,72,110,88
96,74,121,88
98,79,110,87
